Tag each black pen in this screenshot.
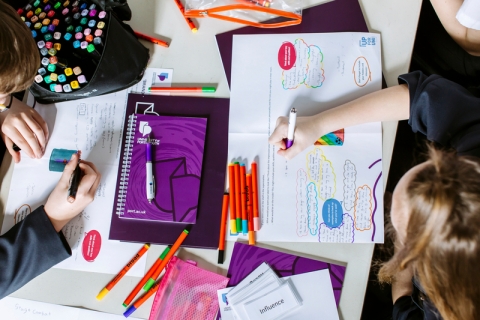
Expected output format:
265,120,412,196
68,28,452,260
68,162,82,202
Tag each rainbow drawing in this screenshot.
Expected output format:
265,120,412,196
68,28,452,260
314,129,344,146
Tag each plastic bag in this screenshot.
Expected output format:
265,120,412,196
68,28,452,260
185,0,303,28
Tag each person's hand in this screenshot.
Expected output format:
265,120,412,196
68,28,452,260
44,152,101,232
268,114,324,160
0,96,49,163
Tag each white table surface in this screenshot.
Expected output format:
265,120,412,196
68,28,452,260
0,0,421,319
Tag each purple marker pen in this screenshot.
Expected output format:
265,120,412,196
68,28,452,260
285,108,297,149
146,135,155,203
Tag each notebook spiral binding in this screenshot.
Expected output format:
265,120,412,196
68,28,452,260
116,114,136,216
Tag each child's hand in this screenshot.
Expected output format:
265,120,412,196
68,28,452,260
44,152,101,232
268,114,323,160
0,97,49,163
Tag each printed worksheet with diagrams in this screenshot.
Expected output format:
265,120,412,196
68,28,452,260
0,68,173,274
227,33,384,243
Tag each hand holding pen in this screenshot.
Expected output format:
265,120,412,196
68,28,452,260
44,151,101,232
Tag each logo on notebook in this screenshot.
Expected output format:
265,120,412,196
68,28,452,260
222,293,229,305
158,73,169,81
139,121,152,136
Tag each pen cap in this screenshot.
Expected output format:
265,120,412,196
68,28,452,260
287,108,297,140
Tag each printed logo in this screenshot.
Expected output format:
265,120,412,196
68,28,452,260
158,73,169,81
222,293,229,305
359,36,376,47
139,121,152,136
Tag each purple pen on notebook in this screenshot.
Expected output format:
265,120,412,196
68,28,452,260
285,108,297,149
146,135,155,203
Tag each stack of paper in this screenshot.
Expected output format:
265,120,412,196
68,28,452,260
218,263,339,320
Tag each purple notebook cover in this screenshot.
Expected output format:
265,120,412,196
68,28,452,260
109,93,229,248
215,0,369,87
119,114,207,223
226,243,346,308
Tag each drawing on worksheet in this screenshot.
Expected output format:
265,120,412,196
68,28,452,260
228,32,384,243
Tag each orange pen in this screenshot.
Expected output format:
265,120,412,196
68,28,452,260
134,31,169,48
173,0,198,33
234,162,242,233
123,281,161,318
96,243,150,301
122,246,170,307
218,193,229,264
143,228,190,291
240,164,248,235
251,161,260,231
246,174,255,245
228,164,237,234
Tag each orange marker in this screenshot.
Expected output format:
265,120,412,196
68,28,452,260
228,164,237,234
134,31,169,48
96,244,150,301
122,246,170,307
218,193,229,264
252,161,260,231
123,281,161,318
246,174,255,245
240,164,248,235
234,162,242,233
143,228,190,291
173,0,198,33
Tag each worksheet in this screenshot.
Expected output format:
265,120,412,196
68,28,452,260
0,68,173,275
227,33,384,243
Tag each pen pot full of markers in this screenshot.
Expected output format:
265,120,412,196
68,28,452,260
19,0,150,104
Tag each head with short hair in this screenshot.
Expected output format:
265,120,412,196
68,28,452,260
0,1,40,95
379,147,480,320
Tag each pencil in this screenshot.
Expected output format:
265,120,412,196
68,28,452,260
252,161,260,231
122,246,171,307
148,86,216,93
97,244,150,301
218,193,229,264
172,0,198,33
134,31,169,48
228,164,238,235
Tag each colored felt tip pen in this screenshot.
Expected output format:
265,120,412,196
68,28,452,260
123,281,161,318
68,162,81,202
228,164,237,235
218,193,229,264
122,246,170,307
134,31,169,48
240,163,248,235
148,86,216,93
143,228,190,291
96,244,150,301
173,0,198,33
234,162,242,233
246,174,255,245
286,108,297,149
146,135,155,203
251,161,260,231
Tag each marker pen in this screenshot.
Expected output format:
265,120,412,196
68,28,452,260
285,108,297,149
53,32,61,40
146,135,155,203
45,41,53,49
88,19,96,27
44,33,53,41
49,73,58,81
67,162,81,202
37,67,46,75
49,83,56,92
38,12,46,19
53,43,61,51
63,84,72,92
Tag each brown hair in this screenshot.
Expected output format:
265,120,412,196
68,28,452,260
379,147,480,320
0,2,40,94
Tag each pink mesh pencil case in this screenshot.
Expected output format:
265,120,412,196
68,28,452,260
149,256,229,320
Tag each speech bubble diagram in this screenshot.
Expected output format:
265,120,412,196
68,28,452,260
139,121,152,136
82,230,101,262
278,42,297,71
352,56,372,87
322,198,343,228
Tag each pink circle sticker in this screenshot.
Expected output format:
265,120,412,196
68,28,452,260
278,42,296,70
82,230,102,262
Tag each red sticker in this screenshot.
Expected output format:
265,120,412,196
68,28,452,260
82,230,101,262
278,42,296,70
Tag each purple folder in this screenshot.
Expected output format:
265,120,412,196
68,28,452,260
215,0,369,87
119,114,207,223
109,93,229,248
227,243,346,307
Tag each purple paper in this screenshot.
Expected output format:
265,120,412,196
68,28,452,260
227,243,346,306
119,114,207,223
109,94,229,249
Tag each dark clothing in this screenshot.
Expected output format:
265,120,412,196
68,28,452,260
0,206,71,299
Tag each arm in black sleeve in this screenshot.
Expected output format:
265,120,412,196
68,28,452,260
0,206,71,299
400,71,480,157
393,296,425,320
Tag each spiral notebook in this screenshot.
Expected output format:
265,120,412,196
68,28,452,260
116,113,207,223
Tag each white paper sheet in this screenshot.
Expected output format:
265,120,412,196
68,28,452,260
218,269,339,320
0,297,142,320
227,33,384,243
0,68,173,275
